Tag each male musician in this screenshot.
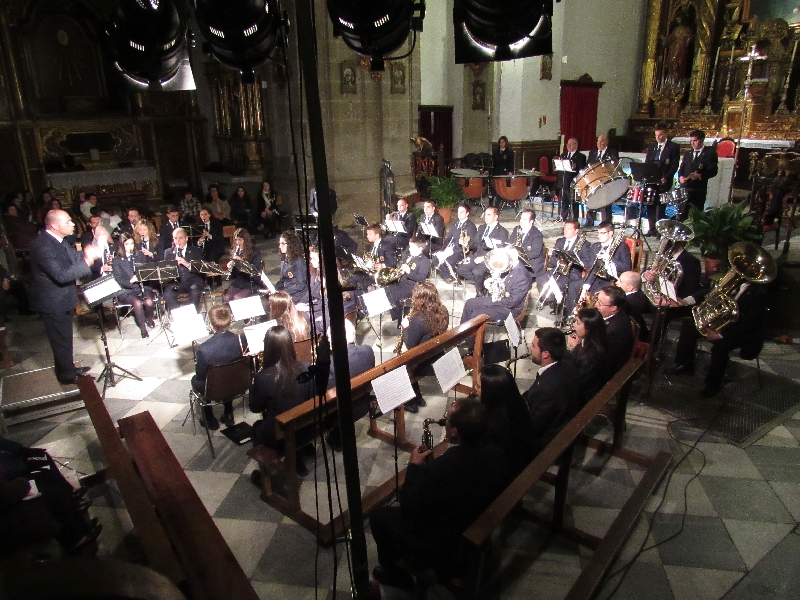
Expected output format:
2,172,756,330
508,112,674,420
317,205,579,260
595,286,635,376
418,200,445,252
556,137,587,221
332,224,358,255
387,197,416,250
565,221,631,313
29,210,102,384
197,207,225,263
115,207,140,237
678,129,718,219
457,205,509,295
618,271,651,342
351,224,396,291
157,206,182,257
369,398,506,589
510,209,546,287
309,186,337,218
523,327,582,456
386,237,431,320
459,251,532,327
88,225,114,280
644,122,680,236
433,202,478,282
586,135,620,225
191,305,243,430
79,214,102,250
490,136,515,207
163,227,204,312
667,283,767,397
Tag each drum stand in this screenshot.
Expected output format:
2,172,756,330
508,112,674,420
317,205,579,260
95,305,142,398
624,199,655,252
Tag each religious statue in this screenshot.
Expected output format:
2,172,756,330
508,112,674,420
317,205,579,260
664,13,694,83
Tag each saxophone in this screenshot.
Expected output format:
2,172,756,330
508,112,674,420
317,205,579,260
419,417,446,460
554,232,585,276
594,231,624,281
394,306,415,354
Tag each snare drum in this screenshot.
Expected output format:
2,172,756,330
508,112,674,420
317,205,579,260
660,188,689,205
573,162,630,209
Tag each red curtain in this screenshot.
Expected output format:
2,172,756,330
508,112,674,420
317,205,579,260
560,85,600,153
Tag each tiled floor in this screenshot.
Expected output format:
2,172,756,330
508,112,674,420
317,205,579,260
2,209,799,599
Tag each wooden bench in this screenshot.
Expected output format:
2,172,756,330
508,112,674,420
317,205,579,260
78,377,258,600
247,314,490,544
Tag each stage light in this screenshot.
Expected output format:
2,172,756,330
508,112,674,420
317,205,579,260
107,0,193,90
454,0,552,64
327,0,425,71
194,0,285,83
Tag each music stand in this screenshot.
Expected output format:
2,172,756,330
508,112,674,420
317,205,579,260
80,275,143,398
136,261,179,346
628,163,661,246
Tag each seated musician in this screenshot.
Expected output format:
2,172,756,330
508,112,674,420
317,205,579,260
198,207,225,263
269,291,310,342
386,196,416,251
399,281,448,414
432,202,477,282
368,398,507,591
112,233,156,338
642,227,702,319
456,205,509,295
134,221,159,263
332,224,358,255
540,219,589,311
595,286,634,376
157,206,182,258
88,225,114,280
619,271,651,341
191,305,242,430
523,328,582,456
386,237,430,321
115,207,140,238
668,281,767,398
565,221,631,313
275,231,310,304
350,225,396,292
511,209,547,288
418,200,445,253
223,229,263,302
79,213,101,251
300,245,358,328
565,307,609,406
163,227,204,312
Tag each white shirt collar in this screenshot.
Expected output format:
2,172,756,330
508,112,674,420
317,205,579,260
536,361,558,377
46,229,65,243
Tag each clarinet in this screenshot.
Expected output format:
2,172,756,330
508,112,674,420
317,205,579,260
226,246,242,280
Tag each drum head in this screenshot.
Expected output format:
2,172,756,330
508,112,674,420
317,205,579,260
585,177,630,209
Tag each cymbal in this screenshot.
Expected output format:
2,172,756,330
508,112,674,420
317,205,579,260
518,169,544,176
451,168,483,177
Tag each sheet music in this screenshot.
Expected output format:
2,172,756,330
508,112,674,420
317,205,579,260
432,347,468,394
243,319,277,354
260,270,276,293
659,277,678,303
554,158,575,173
484,237,503,249
170,305,208,345
505,312,521,348
361,287,393,316
539,276,563,304
82,276,123,305
351,254,370,271
372,367,416,414
384,219,406,234
229,295,266,321
419,222,439,238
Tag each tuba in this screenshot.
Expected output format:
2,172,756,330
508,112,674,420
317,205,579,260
692,242,777,334
642,219,694,305
484,247,517,302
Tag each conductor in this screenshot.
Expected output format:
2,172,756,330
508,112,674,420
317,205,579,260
30,210,102,384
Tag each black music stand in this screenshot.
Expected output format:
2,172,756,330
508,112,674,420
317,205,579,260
628,162,661,246
80,276,143,398
136,261,179,346
190,260,227,310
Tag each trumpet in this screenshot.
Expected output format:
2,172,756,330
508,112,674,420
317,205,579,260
458,229,471,264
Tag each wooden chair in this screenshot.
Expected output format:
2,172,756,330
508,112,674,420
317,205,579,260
623,236,643,271
539,155,557,187
293,337,314,363
222,225,236,242
715,139,736,158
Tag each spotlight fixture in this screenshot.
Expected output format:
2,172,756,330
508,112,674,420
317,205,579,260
194,0,285,83
107,0,193,90
454,0,552,64
327,0,425,72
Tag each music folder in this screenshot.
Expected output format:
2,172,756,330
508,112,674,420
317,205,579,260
553,158,575,173
383,219,407,234
419,222,439,238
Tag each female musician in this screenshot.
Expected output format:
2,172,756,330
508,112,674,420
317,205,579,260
275,231,309,304
565,307,610,405
479,364,536,479
112,233,156,338
249,326,316,476
258,179,281,239
223,229,263,302
133,220,159,262
269,291,310,342
400,281,448,413
301,245,358,327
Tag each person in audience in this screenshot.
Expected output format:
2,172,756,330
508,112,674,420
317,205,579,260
197,207,225,263
179,189,201,225
595,285,634,376
368,398,507,591
223,229,263,302
3,201,38,251
157,206,182,257
229,185,256,233
163,227,204,312
112,233,156,338
400,281,449,413
618,271,650,341
205,184,231,223
565,307,609,405
269,290,310,342
275,231,309,304
191,305,243,430
79,191,97,221
523,327,582,456
257,179,281,239
386,236,430,321
479,364,536,480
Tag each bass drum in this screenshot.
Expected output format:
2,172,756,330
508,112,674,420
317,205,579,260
573,161,630,209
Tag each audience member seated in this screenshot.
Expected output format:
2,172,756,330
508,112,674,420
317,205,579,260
180,189,201,225
269,291,310,342
386,237,430,322
257,179,282,240
368,398,507,591
112,234,156,338
223,229,264,302
596,285,635,376
230,186,256,233
163,227,204,312
191,305,243,430
274,231,309,304
619,271,651,341
565,307,610,405
205,184,231,224
3,201,38,251
523,327,582,456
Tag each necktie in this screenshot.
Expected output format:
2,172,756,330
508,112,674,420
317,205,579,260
657,145,663,159
694,150,700,160
172,222,176,230
598,151,603,161
565,239,572,251
178,248,183,259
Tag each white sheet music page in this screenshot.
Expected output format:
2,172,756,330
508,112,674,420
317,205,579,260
660,277,679,303
171,305,208,345
260,271,276,293
504,312,521,348
230,295,266,321
243,319,277,354
362,287,392,316
420,222,439,238
433,347,468,394
83,276,122,305
372,367,416,414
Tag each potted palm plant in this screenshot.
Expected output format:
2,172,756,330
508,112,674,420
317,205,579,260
423,174,464,224
685,200,761,275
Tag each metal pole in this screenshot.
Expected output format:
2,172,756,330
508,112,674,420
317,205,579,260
293,1,371,597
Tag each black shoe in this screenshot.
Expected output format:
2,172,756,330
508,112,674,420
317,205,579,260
141,330,149,338
415,397,427,408
199,415,220,431
665,364,694,376
372,565,415,591
72,486,88,500
220,411,235,427
295,455,309,477
146,320,156,329
699,386,721,398
325,432,343,452
78,498,93,513
57,375,79,385
250,469,263,488
65,524,102,555
76,366,91,375
404,400,419,414
369,404,383,419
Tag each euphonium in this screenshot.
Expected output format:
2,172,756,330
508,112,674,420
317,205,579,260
484,247,516,302
420,418,446,460
376,256,408,286
642,219,694,305
692,242,777,334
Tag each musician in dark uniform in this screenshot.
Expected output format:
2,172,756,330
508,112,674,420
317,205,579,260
386,197,416,251
433,203,478,282
386,237,431,321
112,233,156,338
134,221,159,263
619,271,651,342
595,286,634,377
490,135,515,207
350,225,396,291
163,227,204,312
678,129,718,220
275,230,309,304
510,209,546,287
29,210,101,384
556,138,587,221
586,135,620,225
79,214,101,250
115,207,140,238
157,206,182,258
418,200,445,252
460,252,532,325
333,224,358,255
644,122,680,236
223,229,263,302
457,206,509,295
197,208,225,263
540,220,591,310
